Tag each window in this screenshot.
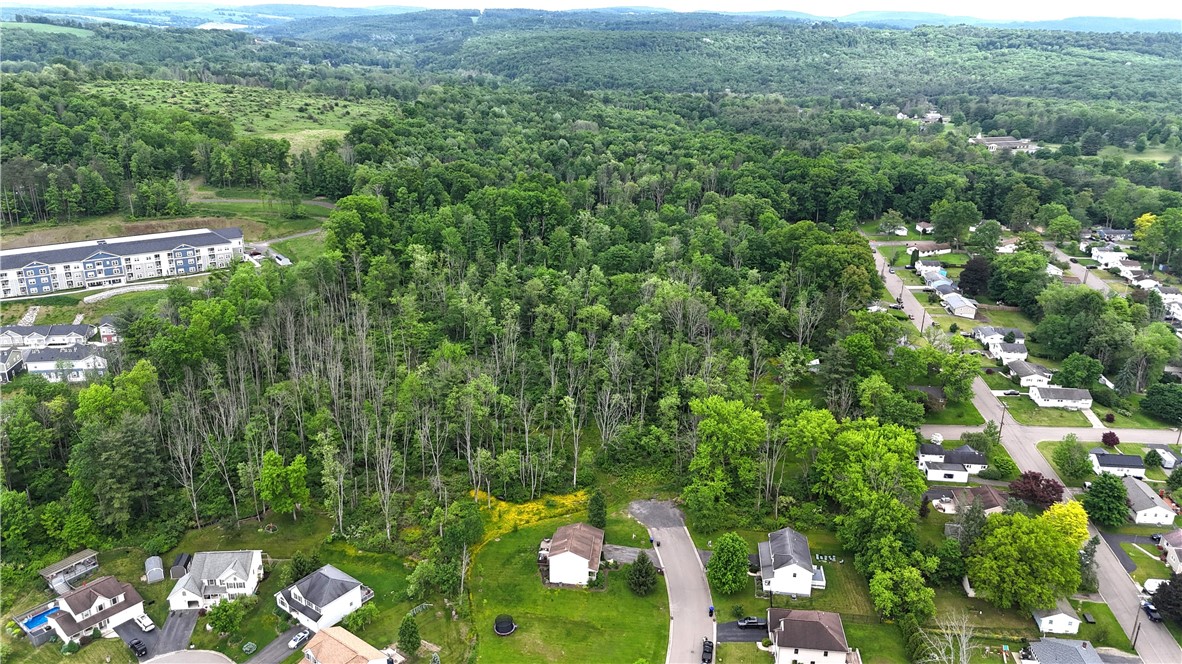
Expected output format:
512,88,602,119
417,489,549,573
943,473,954,479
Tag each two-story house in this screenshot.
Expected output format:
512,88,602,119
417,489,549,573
758,527,822,597
767,609,860,664
276,564,373,632
168,550,264,610
1090,245,1128,269
0,324,95,350
972,326,1025,347
22,345,107,383
29,576,143,646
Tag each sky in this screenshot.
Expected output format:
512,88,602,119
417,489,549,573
22,0,1181,21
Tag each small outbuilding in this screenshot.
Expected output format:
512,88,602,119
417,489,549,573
145,556,165,584
1033,598,1081,635
494,615,517,636
170,552,192,580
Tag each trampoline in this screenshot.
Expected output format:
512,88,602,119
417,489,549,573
494,614,517,636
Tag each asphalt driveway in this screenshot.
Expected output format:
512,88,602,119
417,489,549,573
244,626,303,664
716,621,765,643
114,610,198,660
630,500,716,664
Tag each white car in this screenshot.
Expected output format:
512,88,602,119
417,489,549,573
288,630,311,649
134,614,155,632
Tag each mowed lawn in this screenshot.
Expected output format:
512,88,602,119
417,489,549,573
271,234,326,263
1119,542,1173,585
1073,600,1135,652
470,518,668,663
999,397,1091,427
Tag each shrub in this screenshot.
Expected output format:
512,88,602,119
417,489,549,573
1105,413,1115,423
1146,450,1164,469
60,640,80,655
985,368,994,375
1101,431,1120,447
761,638,772,647
342,602,378,631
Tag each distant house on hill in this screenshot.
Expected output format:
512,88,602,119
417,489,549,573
969,133,1040,154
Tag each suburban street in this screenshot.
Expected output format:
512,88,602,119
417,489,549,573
873,247,1182,662
630,500,716,664
243,626,303,664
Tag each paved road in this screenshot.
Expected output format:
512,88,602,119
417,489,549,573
115,610,199,661
630,500,716,664
145,651,233,664
244,626,303,664
1047,244,1114,295
873,243,1182,663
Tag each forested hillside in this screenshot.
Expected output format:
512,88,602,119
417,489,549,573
3,13,1182,663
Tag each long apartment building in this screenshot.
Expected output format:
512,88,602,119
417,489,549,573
0,227,244,300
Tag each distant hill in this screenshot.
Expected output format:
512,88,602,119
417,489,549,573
731,9,1180,32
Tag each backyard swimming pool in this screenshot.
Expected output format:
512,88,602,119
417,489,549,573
22,606,59,630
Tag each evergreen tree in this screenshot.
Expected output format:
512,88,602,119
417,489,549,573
1079,536,1100,593
398,614,421,655
588,491,607,530
627,551,658,596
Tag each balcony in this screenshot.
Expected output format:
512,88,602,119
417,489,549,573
361,586,375,603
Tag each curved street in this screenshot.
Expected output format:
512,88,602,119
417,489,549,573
630,500,716,664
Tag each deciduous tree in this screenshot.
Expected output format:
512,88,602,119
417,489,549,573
707,532,751,596
1082,473,1129,528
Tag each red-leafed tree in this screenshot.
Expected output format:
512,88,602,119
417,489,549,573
1101,431,1120,447
1008,471,1064,508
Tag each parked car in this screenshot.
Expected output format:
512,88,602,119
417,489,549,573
737,616,768,629
1152,533,1163,542
129,639,148,658
134,614,155,632
272,253,293,267
1143,602,1164,622
1069,257,1079,263
904,265,916,270
888,268,896,274
889,304,904,310
702,638,715,663
1004,390,1020,396
288,629,312,649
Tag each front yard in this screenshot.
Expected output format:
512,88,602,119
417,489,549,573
470,518,669,664
1036,439,1094,488
1073,600,1135,653
1118,542,1173,585
999,397,1091,427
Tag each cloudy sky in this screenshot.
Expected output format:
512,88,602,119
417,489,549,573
26,0,1181,21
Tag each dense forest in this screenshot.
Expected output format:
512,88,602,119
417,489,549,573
2,12,1182,662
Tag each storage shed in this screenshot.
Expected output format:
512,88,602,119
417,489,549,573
145,556,165,584
170,552,192,580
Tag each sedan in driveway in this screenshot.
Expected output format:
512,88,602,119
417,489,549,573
1003,390,1021,396
736,616,767,629
288,629,311,649
129,639,148,658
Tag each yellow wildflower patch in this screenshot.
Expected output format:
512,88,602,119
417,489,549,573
473,489,588,544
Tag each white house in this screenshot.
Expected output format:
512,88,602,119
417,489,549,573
892,226,908,237
969,134,1040,154
1147,446,1178,469
1156,287,1182,306
1032,599,1081,635
973,326,1025,347
1007,360,1053,388
989,341,1028,365
1161,530,1182,574
276,564,373,632
767,609,858,664
919,442,989,475
45,576,144,644
914,260,945,276
0,227,244,300
924,462,970,483
1131,275,1161,290
906,241,952,257
1089,450,1146,479
942,294,978,319
167,550,264,610
1118,260,1143,280
1123,476,1176,525
915,222,934,235
1045,264,1064,277
0,324,95,349
1091,245,1128,269
923,271,953,289
302,626,389,664
544,522,603,586
996,237,1021,254
758,527,821,597
1029,386,1092,410
23,345,107,383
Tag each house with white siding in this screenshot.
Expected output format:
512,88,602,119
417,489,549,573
1161,530,1182,574
1089,449,1145,479
942,294,978,319
759,527,822,597
16,576,144,647
906,242,953,257
543,523,603,586
1029,386,1091,410
1123,476,1176,525
23,345,107,383
989,341,1028,365
1091,245,1128,269
1032,599,1081,635
276,565,373,632
973,327,1025,347
168,550,264,610
0,324,95,349
1007,360,1053,388
767,609,859,664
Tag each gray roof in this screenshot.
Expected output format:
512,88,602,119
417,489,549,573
0,324,95,339
1026,638,1102,664
283,564,362,617
767,609,848,652
1007,360,1051,378
1159,287,1182,296
916,260,942,267
171,550,257,598
761,526,811,572
23,345,103,363
1032,598,1079,622
943,294,976,309
50,577,141,638
0,228,243,270
1035,386,1091,401
1092,452,1144,469
39,549,99,578
944,445,987,465
994,342,1026,354
1162,529,1182,548
926,462,967,472
1123,476,1171,513
975,326,1025,340
935,283,958,295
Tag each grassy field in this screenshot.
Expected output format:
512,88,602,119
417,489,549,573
973,308,1036,333
271,234,326,263
999,397,1091,427
981,369,1016,391
925,400,985,425
2,202,328,249
1073,600,1135,653
1036,439,1095,488
470,518,668,664
845,622,909,664
0,275,208,326
0,21,93,36
1092,396,1175,430
1119,542,1172,585
716,642,771,664
84,80,389,147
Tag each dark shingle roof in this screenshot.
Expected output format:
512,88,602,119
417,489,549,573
0,228,242,270
290,565,362,609
1092,452,1144,469
768,609,848,652
1034,386,1091,401
1007,360,1050,378
1026,638,1102,664
0,324,95,339
764,526,811,570
944,445,987,465
23,346,103,363
1032,598,1079,622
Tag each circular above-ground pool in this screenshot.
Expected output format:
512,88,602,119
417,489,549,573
494,614,516,636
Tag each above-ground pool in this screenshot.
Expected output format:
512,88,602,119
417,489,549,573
22,606,60,630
